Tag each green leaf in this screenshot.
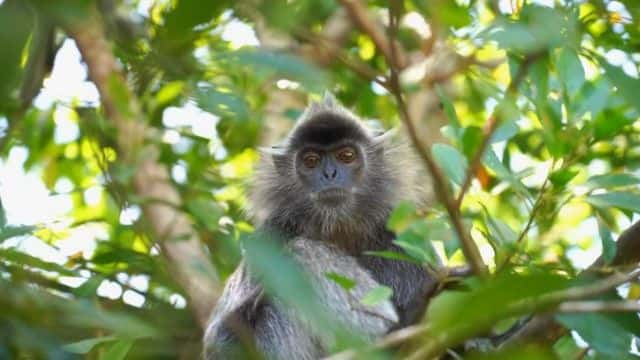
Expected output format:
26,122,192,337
593,109,635,140
324,272,356,291
393,219,441,267
439,1,472,28
0,1,34,112
228,49,328,92
432,143,468,186
585,173,640,190
597,218,616,265
99,339,133,360
574,78,609,117
0,197,6,229
587,192,640,214
556,48,585,97
556,313,636,358
600,57,640,113
467,345,556,360
436,85,461,132
461,126,482,158
154,81,185,106
549,168,579,188
196,87,249,120
483,149,532,200
393,238,438,266
0,225,35,244
64,336,117,354
186,198,224,233
0,248,75,276
427,272,570,348
73,275,104,298
490,121,519,143
363,250,420,264
360,286,393,307
386,201,418,233
485,216,517,247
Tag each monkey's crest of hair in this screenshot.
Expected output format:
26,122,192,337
249,93,423,252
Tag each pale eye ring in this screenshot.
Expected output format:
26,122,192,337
302,152,321,168
336,147,356,163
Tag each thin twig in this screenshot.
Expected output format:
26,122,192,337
296,30,390,90
381,0,487,276
498,218,640,348
337,0,406,68
497,162,554,270
454,52,545,209
323,324,429,360
556,300,640,313
405,266,640,359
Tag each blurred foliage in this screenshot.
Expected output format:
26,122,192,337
0,0,639,358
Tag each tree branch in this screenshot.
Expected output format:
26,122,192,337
498,219,640,348
337,0,406,68
555,300,640,313
378,1,487,276
57,6,219,328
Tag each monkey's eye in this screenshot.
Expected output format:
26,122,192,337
302,152,321,168
336,147,356,163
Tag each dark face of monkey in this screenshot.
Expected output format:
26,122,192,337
249,94,418,251
293,114,367,207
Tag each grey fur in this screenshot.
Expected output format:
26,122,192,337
204,95,436,359
204,238,397,359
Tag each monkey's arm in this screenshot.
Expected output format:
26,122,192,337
359,241,438,327
203,262,264,359
203,238,398,359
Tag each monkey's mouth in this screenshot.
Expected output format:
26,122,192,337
314,188,350,205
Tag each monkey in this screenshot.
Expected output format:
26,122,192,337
204,93,435,359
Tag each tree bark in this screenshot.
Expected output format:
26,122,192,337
61,8,220,329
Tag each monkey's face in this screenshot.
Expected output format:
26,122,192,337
295,142,365,208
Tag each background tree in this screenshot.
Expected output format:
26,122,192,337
0,0,639,358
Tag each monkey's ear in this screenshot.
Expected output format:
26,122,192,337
372,128,397,149
259,145,289,174
322,91,338,108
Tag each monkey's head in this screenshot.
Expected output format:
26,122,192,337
250,93,421,249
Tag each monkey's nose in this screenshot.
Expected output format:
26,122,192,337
323,168,338,180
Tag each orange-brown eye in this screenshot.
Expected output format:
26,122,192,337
336,147,356,163
302,152,321,168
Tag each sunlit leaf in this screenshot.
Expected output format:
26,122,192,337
387,201,418,233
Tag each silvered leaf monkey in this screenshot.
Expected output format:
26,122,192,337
204,93,434,359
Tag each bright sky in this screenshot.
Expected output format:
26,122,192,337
0,1,637,308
